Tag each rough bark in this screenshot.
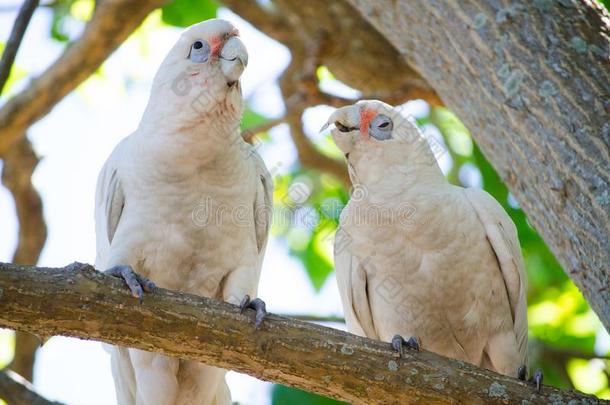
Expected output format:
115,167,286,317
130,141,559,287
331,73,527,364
345,0,610,330
0,0,167,155
0,262,602,404
0,369,63,405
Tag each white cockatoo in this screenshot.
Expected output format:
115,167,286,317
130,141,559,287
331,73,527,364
94,19,272,405
323,100,541,389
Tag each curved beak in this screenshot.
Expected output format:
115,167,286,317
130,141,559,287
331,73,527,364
320,105,360,133
322,105,361,156
219,36,248,85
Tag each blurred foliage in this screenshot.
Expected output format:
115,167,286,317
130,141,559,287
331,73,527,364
0,330,14,369
47,0,92,42
272,385,346,405
161,0,218,27
0,330,13,404
271,169,347,291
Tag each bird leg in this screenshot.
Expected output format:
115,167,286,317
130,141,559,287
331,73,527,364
104,264,156,303
239,295,267,329
517,365,543,392
391,334,421,358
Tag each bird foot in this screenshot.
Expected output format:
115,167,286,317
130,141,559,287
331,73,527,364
239,295,267,329
517,365,543,392
391,334,420,358
104,264,156,303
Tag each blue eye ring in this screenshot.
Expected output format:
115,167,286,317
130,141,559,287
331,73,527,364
189,40,211,63
370,114,393,140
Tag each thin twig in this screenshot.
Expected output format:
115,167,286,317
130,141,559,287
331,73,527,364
0,369,63,405
285,314,346,324
242,117,285,143
0,0,39,96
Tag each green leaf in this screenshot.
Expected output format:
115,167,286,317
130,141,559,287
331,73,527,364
0,330,14,369
50,4,72,42
293,231,334,292
161,0,219,27
597,0,610,12
272,384,347,405
241,107,270,130
273,168,348,291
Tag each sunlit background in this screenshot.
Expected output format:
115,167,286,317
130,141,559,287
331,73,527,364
1,1,609,404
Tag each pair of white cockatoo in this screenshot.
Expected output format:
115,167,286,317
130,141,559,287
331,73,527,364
95,19,539,405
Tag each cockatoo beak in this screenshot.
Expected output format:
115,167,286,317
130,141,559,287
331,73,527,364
320,106,351,133
319,121,331,133
220,36,248,85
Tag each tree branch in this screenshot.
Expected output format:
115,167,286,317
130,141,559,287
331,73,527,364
1,137,47,382
0,0,39,96
242,117,285,144
0,369,63,405
223,0,441,102
0,262,602,404
278,34,351,186
1,138,46,266
0,0,167,155
286,314,346,324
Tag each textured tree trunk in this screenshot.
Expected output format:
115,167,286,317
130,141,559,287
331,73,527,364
346,0,610,330
0,263,602,404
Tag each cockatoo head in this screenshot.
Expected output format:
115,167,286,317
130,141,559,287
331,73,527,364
146,19,248,126
323,100,438,185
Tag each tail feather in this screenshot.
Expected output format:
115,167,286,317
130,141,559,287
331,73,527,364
106,344,136,404
213,379,232,405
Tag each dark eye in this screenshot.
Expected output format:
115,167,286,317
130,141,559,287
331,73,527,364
337,122,351,133
370,114,393,140
189,39,211,63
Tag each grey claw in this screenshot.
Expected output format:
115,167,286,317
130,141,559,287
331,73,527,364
517,365,527,381
406,336,421,352
519,365,543,392
239,294,251,314
391,335,404,358
391,334,420,358
104,264,155,303
135,273,157,293
239,295,267,329
533,369,543,392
